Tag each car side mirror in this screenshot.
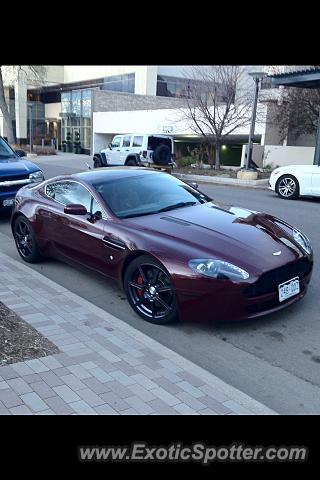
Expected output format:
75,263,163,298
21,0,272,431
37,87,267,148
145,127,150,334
108,143,112,150
64,204,87,215
15,149,26,157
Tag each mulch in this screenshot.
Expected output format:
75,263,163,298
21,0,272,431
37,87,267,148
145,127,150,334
0,301,59,367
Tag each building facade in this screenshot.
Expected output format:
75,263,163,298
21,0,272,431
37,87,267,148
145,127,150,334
3,65,313,167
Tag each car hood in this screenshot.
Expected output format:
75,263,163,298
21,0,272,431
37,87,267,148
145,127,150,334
0,159,40,175
127,202,304,274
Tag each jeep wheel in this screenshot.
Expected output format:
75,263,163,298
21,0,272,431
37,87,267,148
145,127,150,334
126,158,137,166
93,155,103,168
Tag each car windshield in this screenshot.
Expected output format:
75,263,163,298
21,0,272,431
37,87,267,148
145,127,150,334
92,173,210,219
0,137,16,160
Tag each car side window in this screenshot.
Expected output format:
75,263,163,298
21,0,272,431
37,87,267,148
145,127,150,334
122,135,131,148
111,136,121,149
132,136,143,147
45,181,94,214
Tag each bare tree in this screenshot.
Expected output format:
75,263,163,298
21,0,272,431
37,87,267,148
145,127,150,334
268,87,320,143
265,65,320,144
178,66,261,170
0,65,46,144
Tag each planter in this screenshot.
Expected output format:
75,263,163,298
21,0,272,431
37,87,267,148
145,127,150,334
237,170,258,180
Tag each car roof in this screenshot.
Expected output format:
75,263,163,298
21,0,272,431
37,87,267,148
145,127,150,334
72,167,167,184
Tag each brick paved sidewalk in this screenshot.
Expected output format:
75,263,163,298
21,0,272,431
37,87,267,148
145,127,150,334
0,251,276,415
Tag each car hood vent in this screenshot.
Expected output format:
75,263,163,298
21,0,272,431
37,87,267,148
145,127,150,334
160,216,191,226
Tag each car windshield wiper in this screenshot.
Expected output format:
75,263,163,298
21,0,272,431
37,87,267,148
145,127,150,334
157,201,197,213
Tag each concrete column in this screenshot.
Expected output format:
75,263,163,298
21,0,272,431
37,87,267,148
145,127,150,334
134,66,157,96
14,69,28,143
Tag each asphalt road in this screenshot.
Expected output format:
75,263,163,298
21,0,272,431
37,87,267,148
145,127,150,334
1,155,320,413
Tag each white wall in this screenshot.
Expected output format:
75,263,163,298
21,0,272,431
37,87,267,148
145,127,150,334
263,145,315,168
93,107,265,137
45,102,61,119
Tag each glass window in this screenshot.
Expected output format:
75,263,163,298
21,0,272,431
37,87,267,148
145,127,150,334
61,92,71,114
111,136,121,148
0,137,15,158
92,173,209,219
102,73,135,93
45,181,93,213
132,136,143,147
82,89,92,117
122,135,131,147
71,90,81,117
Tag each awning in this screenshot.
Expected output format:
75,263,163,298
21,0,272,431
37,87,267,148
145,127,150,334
269,68,320,89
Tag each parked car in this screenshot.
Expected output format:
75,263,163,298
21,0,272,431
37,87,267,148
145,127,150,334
0,136,44,213
11,168,313,324
93,134,174,168
269,164,320,199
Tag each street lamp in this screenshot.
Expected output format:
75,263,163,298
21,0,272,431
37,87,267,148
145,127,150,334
245,71,267,170
28,103,33,154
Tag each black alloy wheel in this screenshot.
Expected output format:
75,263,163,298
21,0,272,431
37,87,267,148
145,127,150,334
124,255,178,324
13,217,42,263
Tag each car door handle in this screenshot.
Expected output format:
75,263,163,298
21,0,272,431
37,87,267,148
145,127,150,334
102,237,126,250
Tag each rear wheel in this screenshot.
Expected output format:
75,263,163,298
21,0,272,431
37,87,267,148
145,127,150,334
124,255,178,324
276,174,299,199
13,216,42,263
126,158,137,166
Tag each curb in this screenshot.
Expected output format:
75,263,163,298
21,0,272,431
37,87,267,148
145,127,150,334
173,173,269,188
0,245,276,415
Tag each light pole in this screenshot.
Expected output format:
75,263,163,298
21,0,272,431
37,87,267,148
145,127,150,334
28,103,33,154
245,71,267,170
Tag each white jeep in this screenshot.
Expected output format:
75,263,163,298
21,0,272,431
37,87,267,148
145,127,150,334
93,133,175,168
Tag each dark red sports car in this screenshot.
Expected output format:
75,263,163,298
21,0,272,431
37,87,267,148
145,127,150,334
11,168,313,324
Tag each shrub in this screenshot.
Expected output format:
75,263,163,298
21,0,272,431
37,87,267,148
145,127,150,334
178,156,195,167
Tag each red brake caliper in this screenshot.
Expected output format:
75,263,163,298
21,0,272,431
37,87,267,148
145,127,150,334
136,275,143,296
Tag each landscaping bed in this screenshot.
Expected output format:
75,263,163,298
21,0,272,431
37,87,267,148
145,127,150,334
174,167,271,179
0,301,59,367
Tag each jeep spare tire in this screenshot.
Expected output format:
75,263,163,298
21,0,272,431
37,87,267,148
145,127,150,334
152,144,171,165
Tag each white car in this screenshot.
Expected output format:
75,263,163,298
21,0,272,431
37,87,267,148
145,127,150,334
269,164,320,199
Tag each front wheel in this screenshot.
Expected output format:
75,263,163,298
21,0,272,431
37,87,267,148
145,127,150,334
93,155,103,168
124,255,178,324
276,174,299,199
13,216,42,263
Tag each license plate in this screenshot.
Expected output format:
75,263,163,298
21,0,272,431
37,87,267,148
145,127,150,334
3,199,14,207
278,277,300,302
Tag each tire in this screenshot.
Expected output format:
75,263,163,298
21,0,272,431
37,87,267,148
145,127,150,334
93,155,103,168
124,255,178,325
13,216,43,263
152,144,171,165
126,158,137,166
276,174,299,200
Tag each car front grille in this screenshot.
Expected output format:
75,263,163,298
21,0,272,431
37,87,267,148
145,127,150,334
0,174,29,183
0,174,30,192
244,257,312,298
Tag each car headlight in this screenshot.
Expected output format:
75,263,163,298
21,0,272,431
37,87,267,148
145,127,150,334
188,259,250,280
293,229,312,254
29,170,44,182
272,169,281,176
